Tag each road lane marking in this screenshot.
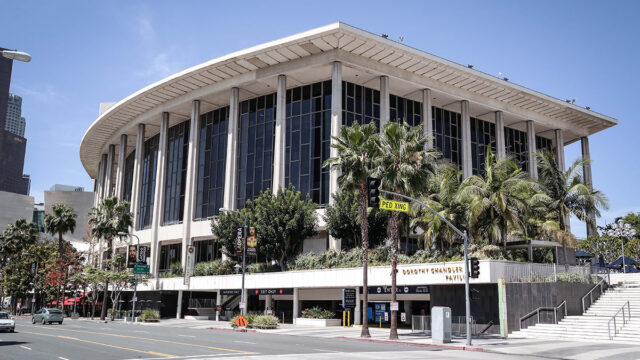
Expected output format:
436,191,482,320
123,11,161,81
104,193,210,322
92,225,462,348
312,349,340,353
20,324,252,354
58,357,70,360
178,334,195,338
19,330,176,358
233,340,256,344
20,345,32,350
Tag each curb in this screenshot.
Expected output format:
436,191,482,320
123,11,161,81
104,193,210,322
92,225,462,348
337,336,484,352
209,327,257,333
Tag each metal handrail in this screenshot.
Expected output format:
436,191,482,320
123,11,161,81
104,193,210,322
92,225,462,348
582,277,607,313
519,300,567,330
608,301,631,340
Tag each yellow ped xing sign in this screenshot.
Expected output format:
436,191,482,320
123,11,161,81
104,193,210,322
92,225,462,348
379,199,409,213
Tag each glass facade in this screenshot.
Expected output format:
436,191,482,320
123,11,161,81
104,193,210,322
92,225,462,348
470,117,496,175
285,81,332,205
236,94,276,209
342,81,379,128
159,243,182,271
163,121,190,225
505,127,529,172
390,94,422,126
138,134,159,229
195,107,228,219
194,239,221,263
536,135,553,153
432,107,462,168
123,151,135,203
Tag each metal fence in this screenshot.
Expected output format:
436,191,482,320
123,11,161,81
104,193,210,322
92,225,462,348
495,262,592,283
188,298,216,308
411,315,477,336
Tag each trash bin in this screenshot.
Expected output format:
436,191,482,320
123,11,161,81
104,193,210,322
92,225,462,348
431,306,451,343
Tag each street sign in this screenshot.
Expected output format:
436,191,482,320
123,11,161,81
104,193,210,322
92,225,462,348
253,288,293,295
133,264,150,274
239,301,246,309
361,285,429,294
132,296,137,302
401,312,406,322
379,199,409,213
234,315,248,328
342,288,356,309
390,301,399,311
184,245,195,285
384,312,389,322
220,289,242,296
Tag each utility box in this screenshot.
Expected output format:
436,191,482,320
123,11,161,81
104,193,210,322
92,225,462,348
431,306,452,343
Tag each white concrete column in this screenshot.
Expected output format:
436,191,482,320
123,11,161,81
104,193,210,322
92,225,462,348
216,291,222,321
554,129,565,170
379,75,390,130
104,144,115,198
581,136,596,237
293,288,300,323
354,287,361,325
181,100,200,268
526,120,538,180
460,100,472,178
150,113,169,276
272,75,287,193
404,300,413,325
329,62,343,250
223,88,240,211
176,290,183,319
422,89,433,150
131,124,145,230
264,294,273,315
495,111,506,160
115,134,128,200
94,155,106,207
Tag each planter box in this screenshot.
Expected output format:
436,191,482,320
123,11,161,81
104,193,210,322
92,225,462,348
295,318,341,327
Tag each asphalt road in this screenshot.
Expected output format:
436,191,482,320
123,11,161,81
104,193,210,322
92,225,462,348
0,318,535,360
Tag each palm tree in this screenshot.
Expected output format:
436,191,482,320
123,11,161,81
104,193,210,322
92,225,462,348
373,121,437,340
44,204,77,310
88,197,132,321
324,122,378,338
536,151,609,264
458,150,531,251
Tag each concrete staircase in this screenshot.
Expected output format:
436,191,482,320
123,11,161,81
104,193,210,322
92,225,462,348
512,275,640,343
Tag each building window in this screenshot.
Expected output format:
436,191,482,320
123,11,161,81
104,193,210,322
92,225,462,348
536,135,553,154
505,127,529,172
194,239,220,263
138,134,159,230
163,121,189,225
236,94,275,209
285,81,331,205
470,117,496,175
432,107,462,168
342,81,379,129
159,243,182,272
123,151,135,204
390,94,422,127
195,107,228,220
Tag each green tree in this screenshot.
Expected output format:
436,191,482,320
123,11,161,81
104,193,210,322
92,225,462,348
0,220,39,313
373,121,437,340
88,197,132,320
324,122,379,338
44,203,77,310
82,265,106,319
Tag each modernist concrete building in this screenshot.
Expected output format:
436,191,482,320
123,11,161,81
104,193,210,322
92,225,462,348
80,23,616,322
43,187,94,253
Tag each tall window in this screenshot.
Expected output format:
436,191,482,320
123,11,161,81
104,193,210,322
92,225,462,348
432,107,462,168
505,127,529,172
163,121,189,225
285,81,332,205
159,243,182,271
195,107,228,219
390,94,422,127
342,81,379,129
123,151,135,203
138,134,159,229
470,117,496,175
194,239,221,263
536,136,553,153
236,94,275,209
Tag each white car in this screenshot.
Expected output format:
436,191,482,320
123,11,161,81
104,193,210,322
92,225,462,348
0,312,14,332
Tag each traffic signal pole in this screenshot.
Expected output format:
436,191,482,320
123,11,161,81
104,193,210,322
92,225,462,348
378,189,472,346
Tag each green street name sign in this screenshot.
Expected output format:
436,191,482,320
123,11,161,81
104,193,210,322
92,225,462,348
133,264,150,274
380,199,409,213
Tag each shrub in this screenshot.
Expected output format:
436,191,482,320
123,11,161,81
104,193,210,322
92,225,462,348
545,272,593,283
139,309,160,321
252,315,278,328
193,260,237,276
250,263,281,273
301,306,334,319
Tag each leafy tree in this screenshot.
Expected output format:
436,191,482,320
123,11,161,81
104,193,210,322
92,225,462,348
88,197,132,320
373,121,437,340
324,121,379,338
0,220,39,313
44,203,77,310
82,265,106,319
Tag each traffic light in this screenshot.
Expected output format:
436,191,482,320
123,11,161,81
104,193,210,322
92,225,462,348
367,177,381,208
469,257,480,278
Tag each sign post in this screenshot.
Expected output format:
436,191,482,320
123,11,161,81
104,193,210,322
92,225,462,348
342,288,356,309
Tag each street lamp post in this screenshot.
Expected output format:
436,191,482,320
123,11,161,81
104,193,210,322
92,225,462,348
22,252,39,314
118,232,140,322
607,220,637,274
1,50,32,62
220,208,248,317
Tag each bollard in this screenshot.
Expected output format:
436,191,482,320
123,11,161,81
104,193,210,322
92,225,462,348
379,315,382,328
348,311,350,327
282,312,285,324
342,311,345,327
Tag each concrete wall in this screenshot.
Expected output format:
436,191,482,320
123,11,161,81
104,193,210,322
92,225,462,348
430,284,500,333
44,190,94,252
0,190,34,233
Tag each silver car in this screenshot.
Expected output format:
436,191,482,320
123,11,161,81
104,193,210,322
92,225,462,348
31,308,63,325
0,312,15,332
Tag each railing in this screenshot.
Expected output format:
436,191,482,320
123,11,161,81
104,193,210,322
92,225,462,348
188,298,216,309
519,300,567,330
582,277,608,313
411,315,477,336
608,301,631,340
496,262,591,283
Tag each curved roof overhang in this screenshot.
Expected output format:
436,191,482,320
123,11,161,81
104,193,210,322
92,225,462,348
81,22,617,178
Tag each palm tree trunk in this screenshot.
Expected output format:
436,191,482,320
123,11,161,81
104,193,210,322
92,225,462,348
359,183,370,338
57,229,64,310
100,280,109,320
389,203,400,340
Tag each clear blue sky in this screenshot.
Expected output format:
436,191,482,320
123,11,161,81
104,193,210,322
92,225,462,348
3,0,638,237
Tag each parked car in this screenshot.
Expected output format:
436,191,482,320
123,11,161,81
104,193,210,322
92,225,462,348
31,308,63,325
0,312,15,332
